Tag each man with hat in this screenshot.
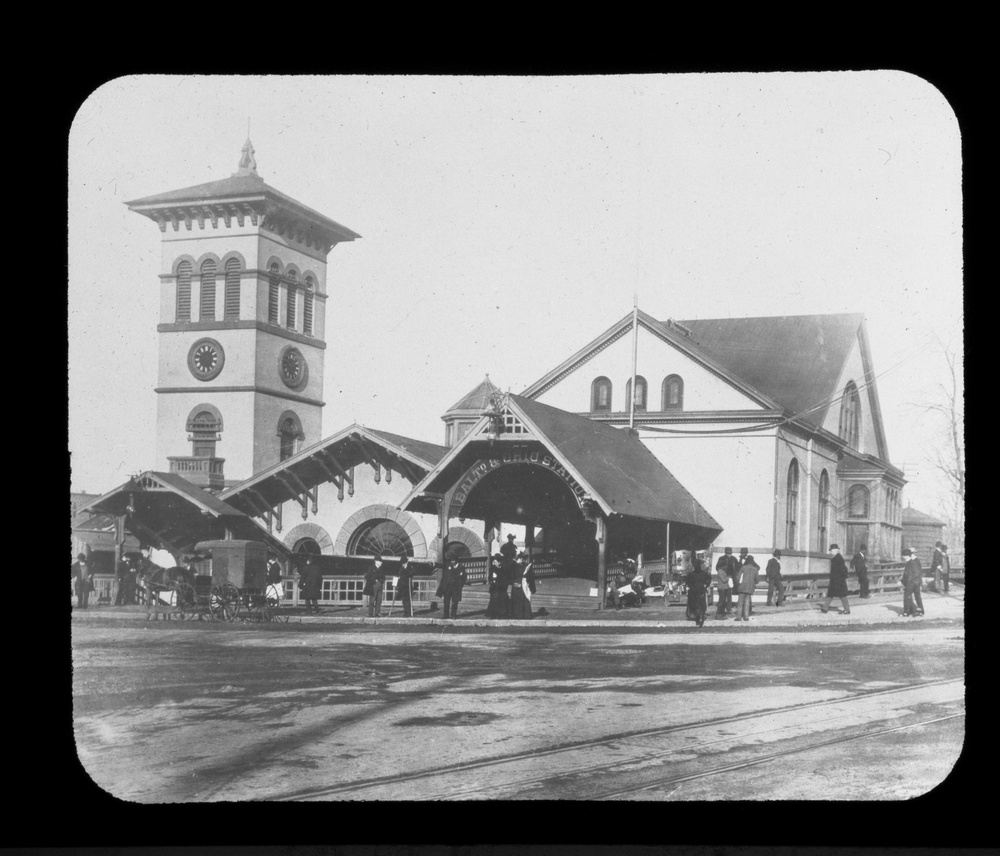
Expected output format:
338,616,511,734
765,549,785,607
299,555,322,615
72,552,92,609
436,558,466,619
735,553,760,621
714,548,738,618
820,544,851,615
930,541,950,594
901,548,924,616
500,533,518,563
396,554,416,618
851,543,871,598
363,555,386,617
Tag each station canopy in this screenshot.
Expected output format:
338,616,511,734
401,394,722,547
75,471,291,560
218,423,448,535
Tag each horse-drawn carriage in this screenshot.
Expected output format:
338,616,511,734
143,540,283,622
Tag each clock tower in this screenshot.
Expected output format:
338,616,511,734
127,140,361,488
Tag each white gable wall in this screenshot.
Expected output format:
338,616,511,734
820,333,883,459
533,324,766,414
637,424,779,550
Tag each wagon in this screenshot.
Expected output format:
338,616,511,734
145,540,284,622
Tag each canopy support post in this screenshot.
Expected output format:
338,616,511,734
595,516,607,610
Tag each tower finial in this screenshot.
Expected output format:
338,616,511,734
236,136,258,177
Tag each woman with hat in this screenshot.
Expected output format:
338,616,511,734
485,553,510,619
509,552,536,620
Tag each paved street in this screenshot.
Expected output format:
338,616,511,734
72,613,964,802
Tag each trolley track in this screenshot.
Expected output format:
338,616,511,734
272,676,963,801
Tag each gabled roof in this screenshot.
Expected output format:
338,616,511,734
219,423,447,519
403,394,722,534
521,309,781,410
444,375,502,415
512,395,722,529
901,506,947,527
673,313,866,430
73,471,289,557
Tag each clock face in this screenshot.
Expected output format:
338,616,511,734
187,339,225,381
279,346,308,390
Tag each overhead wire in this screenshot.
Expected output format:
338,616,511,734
637,334,933,438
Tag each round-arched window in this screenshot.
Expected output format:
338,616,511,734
293,537,322,555
347,519,414,558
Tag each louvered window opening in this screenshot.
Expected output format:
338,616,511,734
286,272,297,330
303,276,314,336
200,260,217,321
268,265,280,324
176,262,192,321
224,258,241,320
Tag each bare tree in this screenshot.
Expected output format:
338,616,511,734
915,340,964,556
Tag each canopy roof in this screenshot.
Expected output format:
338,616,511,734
75,471,289,558
403,394,722,535
219,423,447,529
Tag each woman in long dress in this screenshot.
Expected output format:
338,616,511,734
485,554,510,618
509,552,536,620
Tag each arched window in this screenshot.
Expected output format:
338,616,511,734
293,537,322,555
199,259,216,321
817,469,830,552
277,411,304,461
186,406,222,458
786,459,799,550
267,264,281,324
591,377,612,412
348,519,414,558
838,381,861,449
303,275,315,336
285,270,297,331
662,375,684,410
176,261,192,322
848,484,870,519
224,258,241,320
624,376,648,411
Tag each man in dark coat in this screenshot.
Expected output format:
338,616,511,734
735,554,760,621
902,548,924,616
685,558,712,627
396,555,415,617
436,558,466,618
715,548,738,617
363,555,386,617
820,544,851,615
299,556,322,614
930,541,949,594
72,552,92,609
766,549,785,606
851,544,870,598
500,534,518,562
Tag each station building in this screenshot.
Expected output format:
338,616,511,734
77,141,905,589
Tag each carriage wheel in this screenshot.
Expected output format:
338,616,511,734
210,583,241,622
174,582,196,619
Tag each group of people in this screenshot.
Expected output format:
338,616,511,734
484,538,538,619
71,549,159,609
711,547,773,621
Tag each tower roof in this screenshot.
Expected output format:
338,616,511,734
444,375,502,416
125,138,361,249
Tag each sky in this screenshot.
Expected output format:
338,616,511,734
68,72,963,518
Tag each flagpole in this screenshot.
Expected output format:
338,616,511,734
629,293,639,430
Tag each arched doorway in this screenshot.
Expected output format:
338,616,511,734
293,537,322,555
455,462,597,577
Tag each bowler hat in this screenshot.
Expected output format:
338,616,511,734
507,534,516,540
829,543,840,551
902,548,912,556
77,552,87,561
